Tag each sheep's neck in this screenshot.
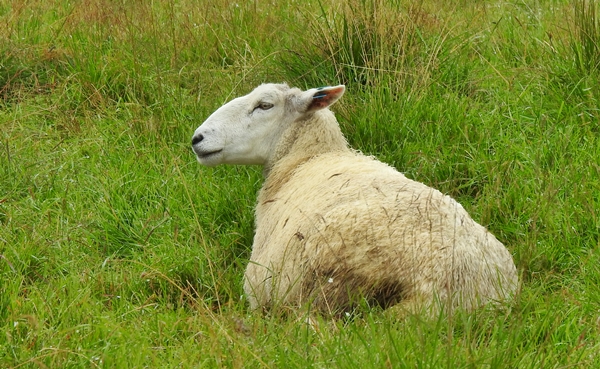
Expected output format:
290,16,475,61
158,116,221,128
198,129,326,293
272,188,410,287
261,110,350,195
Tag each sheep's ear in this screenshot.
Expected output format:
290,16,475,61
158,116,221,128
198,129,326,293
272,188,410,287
295,85,346,113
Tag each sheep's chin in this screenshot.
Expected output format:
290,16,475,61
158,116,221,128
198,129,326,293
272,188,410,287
196,150,223,166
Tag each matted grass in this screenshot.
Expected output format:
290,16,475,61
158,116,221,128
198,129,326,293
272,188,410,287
1,0,599,367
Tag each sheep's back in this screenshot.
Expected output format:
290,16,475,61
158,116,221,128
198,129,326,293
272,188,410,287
247,152,517,314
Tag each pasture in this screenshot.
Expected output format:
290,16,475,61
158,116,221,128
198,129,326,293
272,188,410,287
1,0,599,367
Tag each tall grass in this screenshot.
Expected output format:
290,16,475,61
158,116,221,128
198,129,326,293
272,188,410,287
573,0,600,74
2,0,600,367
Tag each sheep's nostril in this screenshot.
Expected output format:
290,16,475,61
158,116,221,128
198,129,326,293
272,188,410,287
191,134,204,146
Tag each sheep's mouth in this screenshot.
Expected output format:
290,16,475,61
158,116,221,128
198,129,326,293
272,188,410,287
198,149,223,159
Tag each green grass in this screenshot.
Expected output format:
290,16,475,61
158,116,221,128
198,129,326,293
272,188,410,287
1,0,600,367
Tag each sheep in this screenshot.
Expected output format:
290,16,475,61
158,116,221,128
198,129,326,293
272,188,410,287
191,83,518,317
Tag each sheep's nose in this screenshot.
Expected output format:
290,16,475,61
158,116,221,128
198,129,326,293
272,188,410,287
191,134,203,146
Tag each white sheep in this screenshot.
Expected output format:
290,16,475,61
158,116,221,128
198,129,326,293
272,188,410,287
192,83,518,317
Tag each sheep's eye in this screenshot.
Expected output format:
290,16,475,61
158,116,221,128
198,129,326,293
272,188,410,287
255,102,274,111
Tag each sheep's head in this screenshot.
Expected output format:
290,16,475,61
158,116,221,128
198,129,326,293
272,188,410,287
191,83,345,166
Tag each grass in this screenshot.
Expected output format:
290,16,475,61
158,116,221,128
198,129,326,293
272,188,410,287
1,0,599,367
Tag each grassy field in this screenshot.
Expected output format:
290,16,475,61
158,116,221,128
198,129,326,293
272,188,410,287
1,0,599,367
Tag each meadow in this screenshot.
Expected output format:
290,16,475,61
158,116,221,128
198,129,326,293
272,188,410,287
1,0,599,367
